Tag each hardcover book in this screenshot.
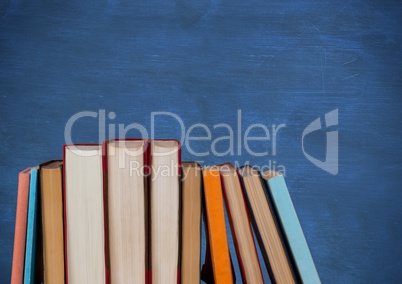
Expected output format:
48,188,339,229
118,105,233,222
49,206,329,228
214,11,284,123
239,166,297,284
262,170,321,284
218,164,263,284
181,162,202,284
11,168,31,284
149,140,181,284
104,139,149,283
24,166,43,284
201,167,234,284
63,144,108,284
40,161,65,284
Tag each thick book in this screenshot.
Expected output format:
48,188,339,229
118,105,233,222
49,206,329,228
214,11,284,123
24,166,43,284
181,162,202,284
103,139,149,283
239,166,297,284
149,140,181,284
11,168,31,284
262,171,321,284
40,161,65,284
218,163,263,284
201,166,234,284
63,144,109,284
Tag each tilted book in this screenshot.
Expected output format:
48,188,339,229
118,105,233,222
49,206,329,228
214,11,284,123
262,171,321,284
239,166,297,284
218,163,264,284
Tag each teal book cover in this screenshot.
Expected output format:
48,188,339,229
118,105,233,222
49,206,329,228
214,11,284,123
23,167,39,284
266,174,321,284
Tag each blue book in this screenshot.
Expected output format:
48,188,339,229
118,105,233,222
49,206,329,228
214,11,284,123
262,171,321,284
24,166,39,284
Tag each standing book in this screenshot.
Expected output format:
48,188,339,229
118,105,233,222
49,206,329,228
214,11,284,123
11,168,31,284
262,170,321,284
149,140,181,284
40,161,65,284
201,166,234,284
63,144,109,284
104,139,149,283
24,166,43,284
181,162,202,284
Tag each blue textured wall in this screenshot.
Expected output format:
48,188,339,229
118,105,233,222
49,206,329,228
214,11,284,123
1,0,402,282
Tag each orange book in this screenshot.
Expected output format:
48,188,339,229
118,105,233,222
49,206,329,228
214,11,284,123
201,168,234,284
11,168,31,284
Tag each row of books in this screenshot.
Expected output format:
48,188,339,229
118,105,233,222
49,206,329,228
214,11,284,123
11,138,320,284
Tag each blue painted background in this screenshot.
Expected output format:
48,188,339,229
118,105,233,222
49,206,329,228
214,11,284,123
1,0,402,282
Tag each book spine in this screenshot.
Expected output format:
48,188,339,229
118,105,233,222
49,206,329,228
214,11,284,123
197,165,203,282
148,141,153,284
23,168,38,284
176,140,182,284
234,168,264,281
148,139,181,284
176,142,181,284
102,141,111,284
200,167,214,284
11,170,30,284
145,140,151,284
144,139,150,284
238,171,276,283
266,176,321,284
201,169,235,284
107,138,149,284
259,173,299,283
219,171,247,284
177,164,182,284
40,162,65,284
63,143,107,284
62,145,69,284
180,163,202,284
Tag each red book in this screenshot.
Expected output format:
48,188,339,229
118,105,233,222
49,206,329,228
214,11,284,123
218,163,264,284
148,139,181,284
63,144,109,284
11,168,31,284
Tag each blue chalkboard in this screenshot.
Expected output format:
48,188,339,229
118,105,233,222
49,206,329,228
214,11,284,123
1,0,401,282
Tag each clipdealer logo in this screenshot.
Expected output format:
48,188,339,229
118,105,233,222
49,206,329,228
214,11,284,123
302,109,339,175
64,109,338,175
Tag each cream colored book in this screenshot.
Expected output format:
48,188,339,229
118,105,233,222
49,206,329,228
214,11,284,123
150,140,181,284
105,139,148,283
64,144,106,284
